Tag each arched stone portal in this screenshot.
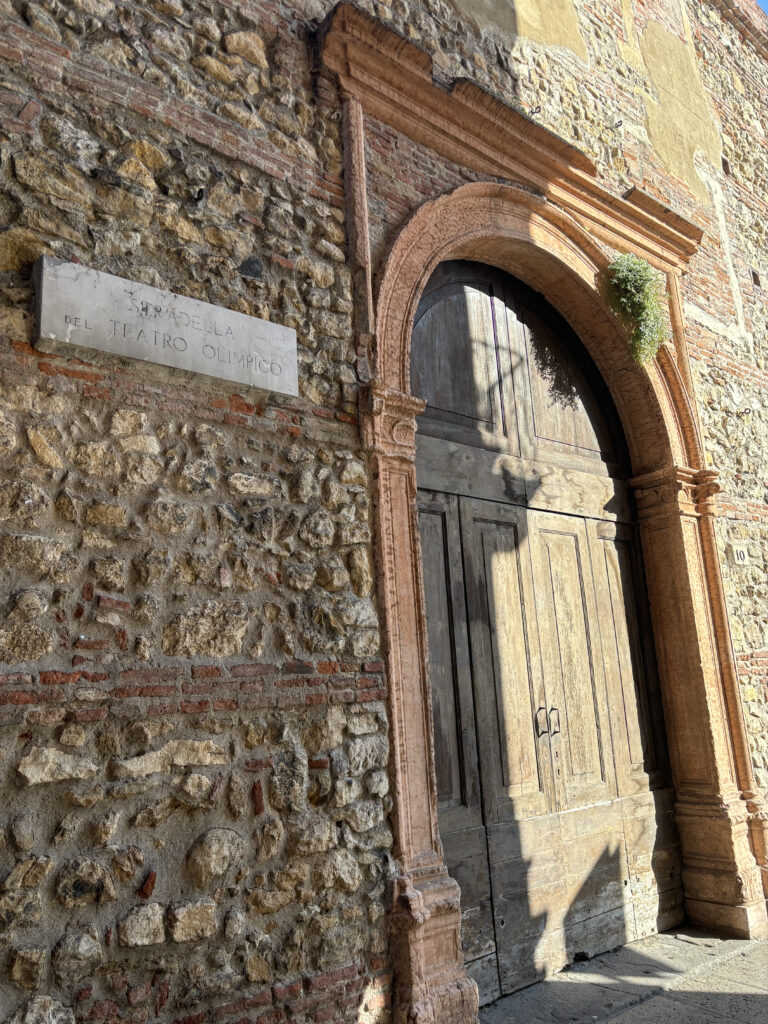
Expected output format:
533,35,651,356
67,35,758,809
360,182,768,1024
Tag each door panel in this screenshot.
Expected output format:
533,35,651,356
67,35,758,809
416,489,496,988
460,497,553,824
528,510,614,809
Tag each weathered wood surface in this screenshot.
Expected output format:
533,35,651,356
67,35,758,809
413,261,682,1005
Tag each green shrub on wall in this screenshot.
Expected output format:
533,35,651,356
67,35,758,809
607,253,667,365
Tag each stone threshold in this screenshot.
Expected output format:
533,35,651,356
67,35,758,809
479,928,768,1023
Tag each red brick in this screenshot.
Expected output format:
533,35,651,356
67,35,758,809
0,673,33,687
230,663,276,677
111,685,176,699
180,700,210,714
192,665,222,678
74,638,111,651
214,991,272,1017
317,661,339,675
40,670,80,686
137,870,156,898
71,707,108,722
305,965,358,992
244,758,274,771
252,779,265,815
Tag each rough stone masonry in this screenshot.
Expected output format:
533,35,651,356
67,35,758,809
0,0,766,1021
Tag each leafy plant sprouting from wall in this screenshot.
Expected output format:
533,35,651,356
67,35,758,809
606,253,667,365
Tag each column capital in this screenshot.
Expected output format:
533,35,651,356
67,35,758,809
360,379,426,458
630,464,721,520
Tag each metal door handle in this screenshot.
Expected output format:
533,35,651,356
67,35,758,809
535,706,549,736
549,707,561,736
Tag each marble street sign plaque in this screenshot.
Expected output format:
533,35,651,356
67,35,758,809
34,257,299,396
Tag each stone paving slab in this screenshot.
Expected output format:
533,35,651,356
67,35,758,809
479,929,768,1024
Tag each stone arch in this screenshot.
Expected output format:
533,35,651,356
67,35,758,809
362,182,768,1024
375,180,690,475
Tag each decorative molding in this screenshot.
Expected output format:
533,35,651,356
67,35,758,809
630,465,721,518
341,94,375,334
319,2,704,270
360,379,425,459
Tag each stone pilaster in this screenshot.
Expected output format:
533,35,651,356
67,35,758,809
361,379,479,1024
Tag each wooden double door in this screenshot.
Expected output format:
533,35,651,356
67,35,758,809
413,263,683,1004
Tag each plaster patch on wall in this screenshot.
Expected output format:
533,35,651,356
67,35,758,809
452,0,588,60
638,19,722,201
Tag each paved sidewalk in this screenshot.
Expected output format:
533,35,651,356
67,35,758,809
479,929,768,1023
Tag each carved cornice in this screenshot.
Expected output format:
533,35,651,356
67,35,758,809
631,465,721,519
319,3,704,270
360,379,426,458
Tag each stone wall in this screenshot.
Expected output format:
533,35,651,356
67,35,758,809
0,0,392,1020
0,0,766,1020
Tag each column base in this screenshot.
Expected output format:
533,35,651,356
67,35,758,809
390,868,479,1024
685,896,768,939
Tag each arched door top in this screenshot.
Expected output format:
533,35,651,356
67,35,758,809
375,181,692,476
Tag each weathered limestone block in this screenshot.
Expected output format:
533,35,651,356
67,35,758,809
247,886,294,913
162,601,249,657
227,774,249,819
169,900,217,942
287,812,335,855
0,409,17,455
2,856,53,890
339,459,367,486
111,846,143,882
343,800,385,833
223,31,268,67
366,769,389,797
227,473,281,497
118,903,165,947
177,458,216,492
146,496,191,534
181,773,214,803
0,534,75,580
9,945,46,989
110,409,148,435
333,777,362,807
346,735,388,777
316,555,349,592
313,848,362,893
55,860,116,907
284,562,316,590
253,815,284,862
112,740,227,779
17,748,98,786
0,483,51,523
91,555,125,591
68,441,120,478
302,706,346,753
26,427,63,469
0,623,54,662
299,510,335,548
0,892,42,930
51,927,102,984
186,829,245,888
348,547,373,597
269,751,308,813
85,501,127,528
4,996,75,1024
